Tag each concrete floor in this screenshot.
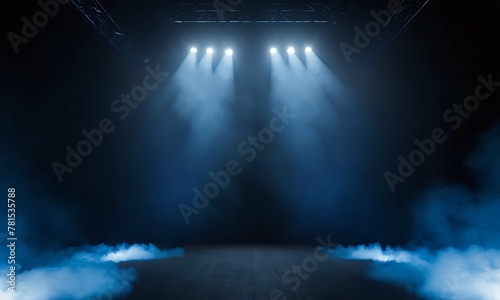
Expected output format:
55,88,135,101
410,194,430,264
120,246,423,300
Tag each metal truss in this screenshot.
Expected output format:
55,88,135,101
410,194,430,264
69,0,148,67
66,0,430,64
164,1,350,23
353,0,434,63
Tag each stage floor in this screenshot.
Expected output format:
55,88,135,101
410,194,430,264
121,246,423,300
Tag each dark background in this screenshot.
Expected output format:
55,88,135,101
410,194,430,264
1,0,499,260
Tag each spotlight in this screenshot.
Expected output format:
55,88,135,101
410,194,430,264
225,49,233,55
190,47,197,53
305,47,312,53
206,48,214,54
287,47,295,54
270,47,277,54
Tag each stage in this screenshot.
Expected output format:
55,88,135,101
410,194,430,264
121,246,423,300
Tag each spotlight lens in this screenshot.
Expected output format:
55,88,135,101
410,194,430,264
305,47,312,53
190,47,197,53
270,47,277,54
287,47,295,54
207,48,214,54
225,49,233,55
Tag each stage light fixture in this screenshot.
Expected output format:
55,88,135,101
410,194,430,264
225,49,233,55
190,47,197,53
287,47,295,54
305,47,312,53
207,48,214,54
270,47,277,54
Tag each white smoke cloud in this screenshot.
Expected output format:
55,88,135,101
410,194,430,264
330,244,500,300
328,125,500,300
421,247,500,300
330,243,429,264
0,243,184,300
74,243,185,263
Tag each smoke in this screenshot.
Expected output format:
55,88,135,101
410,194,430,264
75,243,185,263
268,51,365,241
171,52,234,150
329,244,500,299
328,124,500,300
0,243,184,300
330,243,430,264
